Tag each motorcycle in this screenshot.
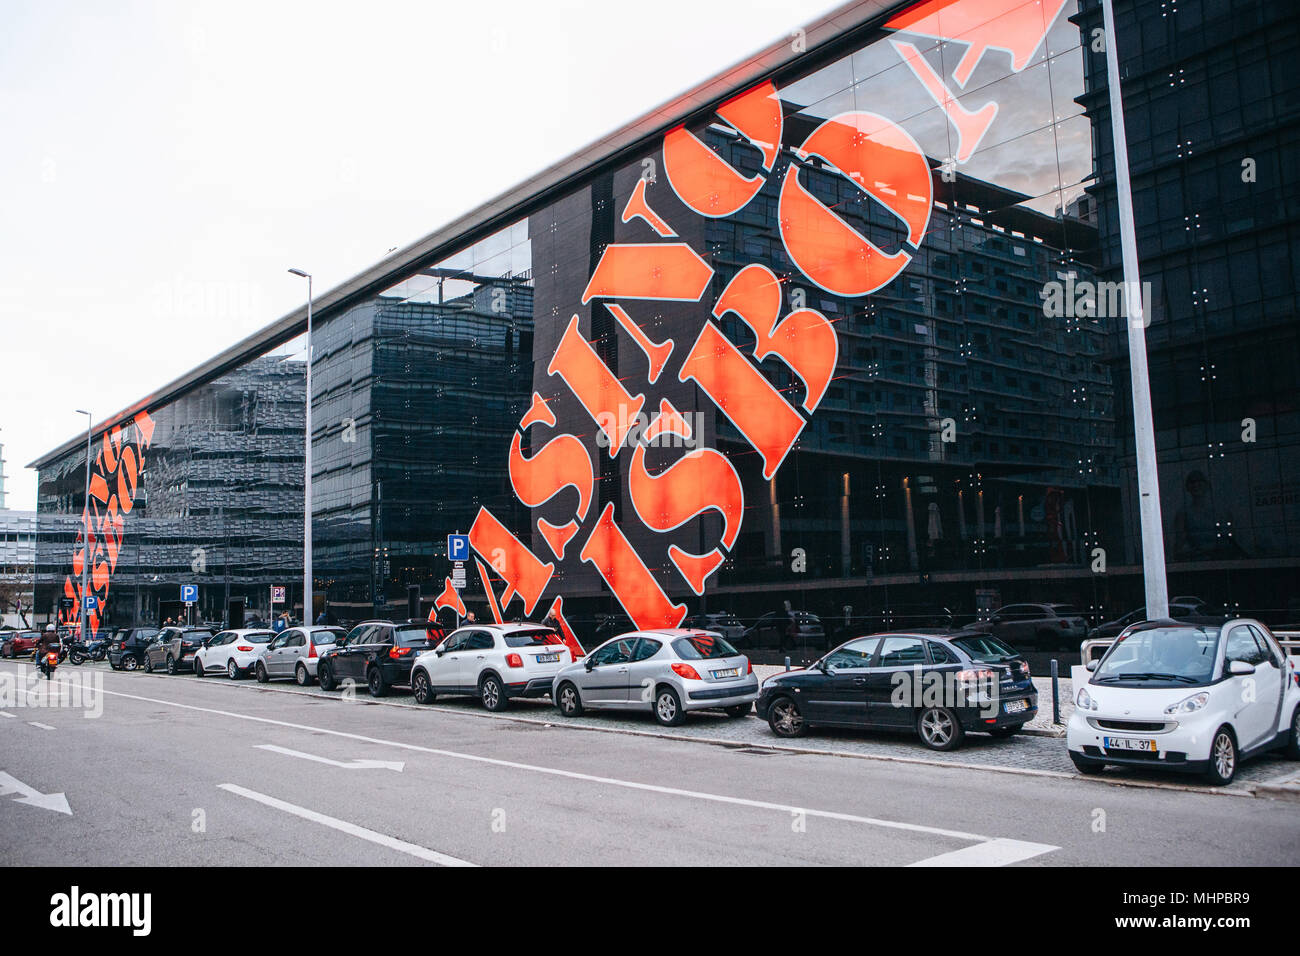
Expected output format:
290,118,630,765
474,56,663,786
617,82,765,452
68,636,106,665
37,648,60,680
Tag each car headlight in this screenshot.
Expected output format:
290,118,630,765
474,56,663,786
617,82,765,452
1164,692,1209,715
1076,687,1098,711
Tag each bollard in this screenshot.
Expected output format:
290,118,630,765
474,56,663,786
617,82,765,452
1050,658,1061,724
784,655,791,672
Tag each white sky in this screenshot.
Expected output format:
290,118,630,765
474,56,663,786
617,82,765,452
0,0,842,510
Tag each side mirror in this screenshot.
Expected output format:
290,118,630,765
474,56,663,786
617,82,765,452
584,658,596,671
435,647,445,657
1085,659,1099,671
1228,660,1255,676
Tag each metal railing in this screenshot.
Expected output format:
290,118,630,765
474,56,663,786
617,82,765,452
1080,631,1300,666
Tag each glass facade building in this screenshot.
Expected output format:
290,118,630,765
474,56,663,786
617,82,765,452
29,0,1300,644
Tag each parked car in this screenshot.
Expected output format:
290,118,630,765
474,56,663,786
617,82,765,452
143,626,216,674
317,620,445,697
193,628,275,679
756,630,1038,750
976,603,1089,649
410,623,571,710
1,630,40,658
553,628,758,726
1091,598,1209,639
107,627,160,670
741,610,826,650
682,612,745,644
1067,619,1300,785
255,626,347,685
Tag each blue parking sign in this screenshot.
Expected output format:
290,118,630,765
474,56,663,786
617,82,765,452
181,584,198,604
447,534,470,562
83,595,99,613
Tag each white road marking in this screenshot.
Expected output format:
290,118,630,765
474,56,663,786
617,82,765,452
71,679,1057,863
908,837,1060,867
0,711,15,718
0,771,72,815
256,744,404,771
218,783,474,865
28,722,55,730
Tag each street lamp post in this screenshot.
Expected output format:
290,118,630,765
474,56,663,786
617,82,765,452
288,269,313,627
1100,0,1169,619
74,410,93,637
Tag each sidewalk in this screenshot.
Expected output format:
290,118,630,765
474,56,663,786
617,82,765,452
752,665,1072,736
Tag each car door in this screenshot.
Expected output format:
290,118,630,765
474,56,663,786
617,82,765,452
803,638,878,725
272,629,301,676
1224,625,1280,750
624,637,664,706
425,630,468,689
338,625,376,680
362,625,394,679
865,636,929,727
578,638,635,704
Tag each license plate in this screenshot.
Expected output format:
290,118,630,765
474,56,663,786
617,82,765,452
1104,736,1157,752
1004,699,1028,714
711,667,739,679
536,654,559,664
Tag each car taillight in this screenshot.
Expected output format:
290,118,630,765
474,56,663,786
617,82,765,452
1058,620,1069,628
236,645,253,652
116,643,125,650
746,659,753,674
671,663,702,681
955,668,996,684
388,646,412,659
1018,661,1031,677
505,653,523,668
308,640,317,659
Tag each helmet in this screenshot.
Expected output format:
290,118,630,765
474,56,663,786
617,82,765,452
45,624,55,632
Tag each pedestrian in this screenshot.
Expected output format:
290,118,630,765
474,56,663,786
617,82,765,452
273,610,290,634
465,611,477,624
315,608,327,626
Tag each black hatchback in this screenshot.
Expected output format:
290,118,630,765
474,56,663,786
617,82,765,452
755,630,1037,751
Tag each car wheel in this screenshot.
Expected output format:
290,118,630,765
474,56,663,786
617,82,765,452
412,669,435,705
1285,706,1300,760
144,655,154,673
724,703,751,718
295,663,313,687
227,659,239,680
318,662,336,691
255,662,269,684
479,674,508,712
556,682,583,717
166,654,177,675
654,685,685,727
917,706,964,751
194,658,205,678
767,696,806,737
989,724,1022,738
124,655,139,672
1205,726,1237,786
366,667,389,698
1070,752,1106,774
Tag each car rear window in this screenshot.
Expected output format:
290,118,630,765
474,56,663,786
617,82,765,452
244,632,274,643
394,625,437,647
951,635,1017,662
312,628,346,645
672,633,739,659
504,628,563,648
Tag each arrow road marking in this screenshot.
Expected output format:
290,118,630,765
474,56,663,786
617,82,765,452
0,771,72,815
218,784,473,866
256,744,404,772
28,722,55,730
908,837,1060,867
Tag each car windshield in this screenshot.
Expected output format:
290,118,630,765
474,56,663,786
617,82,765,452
504,628,562,647
951,635,1018,663
1093,627,1219,686
672,633,739,659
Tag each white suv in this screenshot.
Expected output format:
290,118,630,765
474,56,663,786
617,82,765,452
1068,619,1300,785
193,629,275,679
410,624,572,711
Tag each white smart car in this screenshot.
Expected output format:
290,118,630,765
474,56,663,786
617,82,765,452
1068,619,1300,784
409,623,572,711
193,628,275,679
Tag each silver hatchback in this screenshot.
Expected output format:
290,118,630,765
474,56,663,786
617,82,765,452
255,626,346,686
552,628,758,726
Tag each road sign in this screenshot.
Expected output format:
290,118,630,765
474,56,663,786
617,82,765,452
271,585,286,605
451,562,467,589
82,596,99,613
447,533,470,562
58,598,74,612
180,585,198,604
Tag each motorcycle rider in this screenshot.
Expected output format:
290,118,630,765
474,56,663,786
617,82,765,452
35,624,61,680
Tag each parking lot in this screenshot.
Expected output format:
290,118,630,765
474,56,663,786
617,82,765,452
3,655,1297,868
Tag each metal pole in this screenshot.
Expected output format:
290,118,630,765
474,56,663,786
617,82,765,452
290,269,314,627
76,410,92,640
1050,658,1061,725
1101,0,1169,620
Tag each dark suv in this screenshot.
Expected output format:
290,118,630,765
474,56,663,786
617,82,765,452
317,619,447,697
144,626,216,674
107,627,161,670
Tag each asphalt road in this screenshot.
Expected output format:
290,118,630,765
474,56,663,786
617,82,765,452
1,658,1297,867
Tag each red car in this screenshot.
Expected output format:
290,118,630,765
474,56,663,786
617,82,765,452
1,630,41,658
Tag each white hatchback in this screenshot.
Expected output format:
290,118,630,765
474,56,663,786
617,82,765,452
193,629,276,680
409,624,572,711
1068,619,1300,784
